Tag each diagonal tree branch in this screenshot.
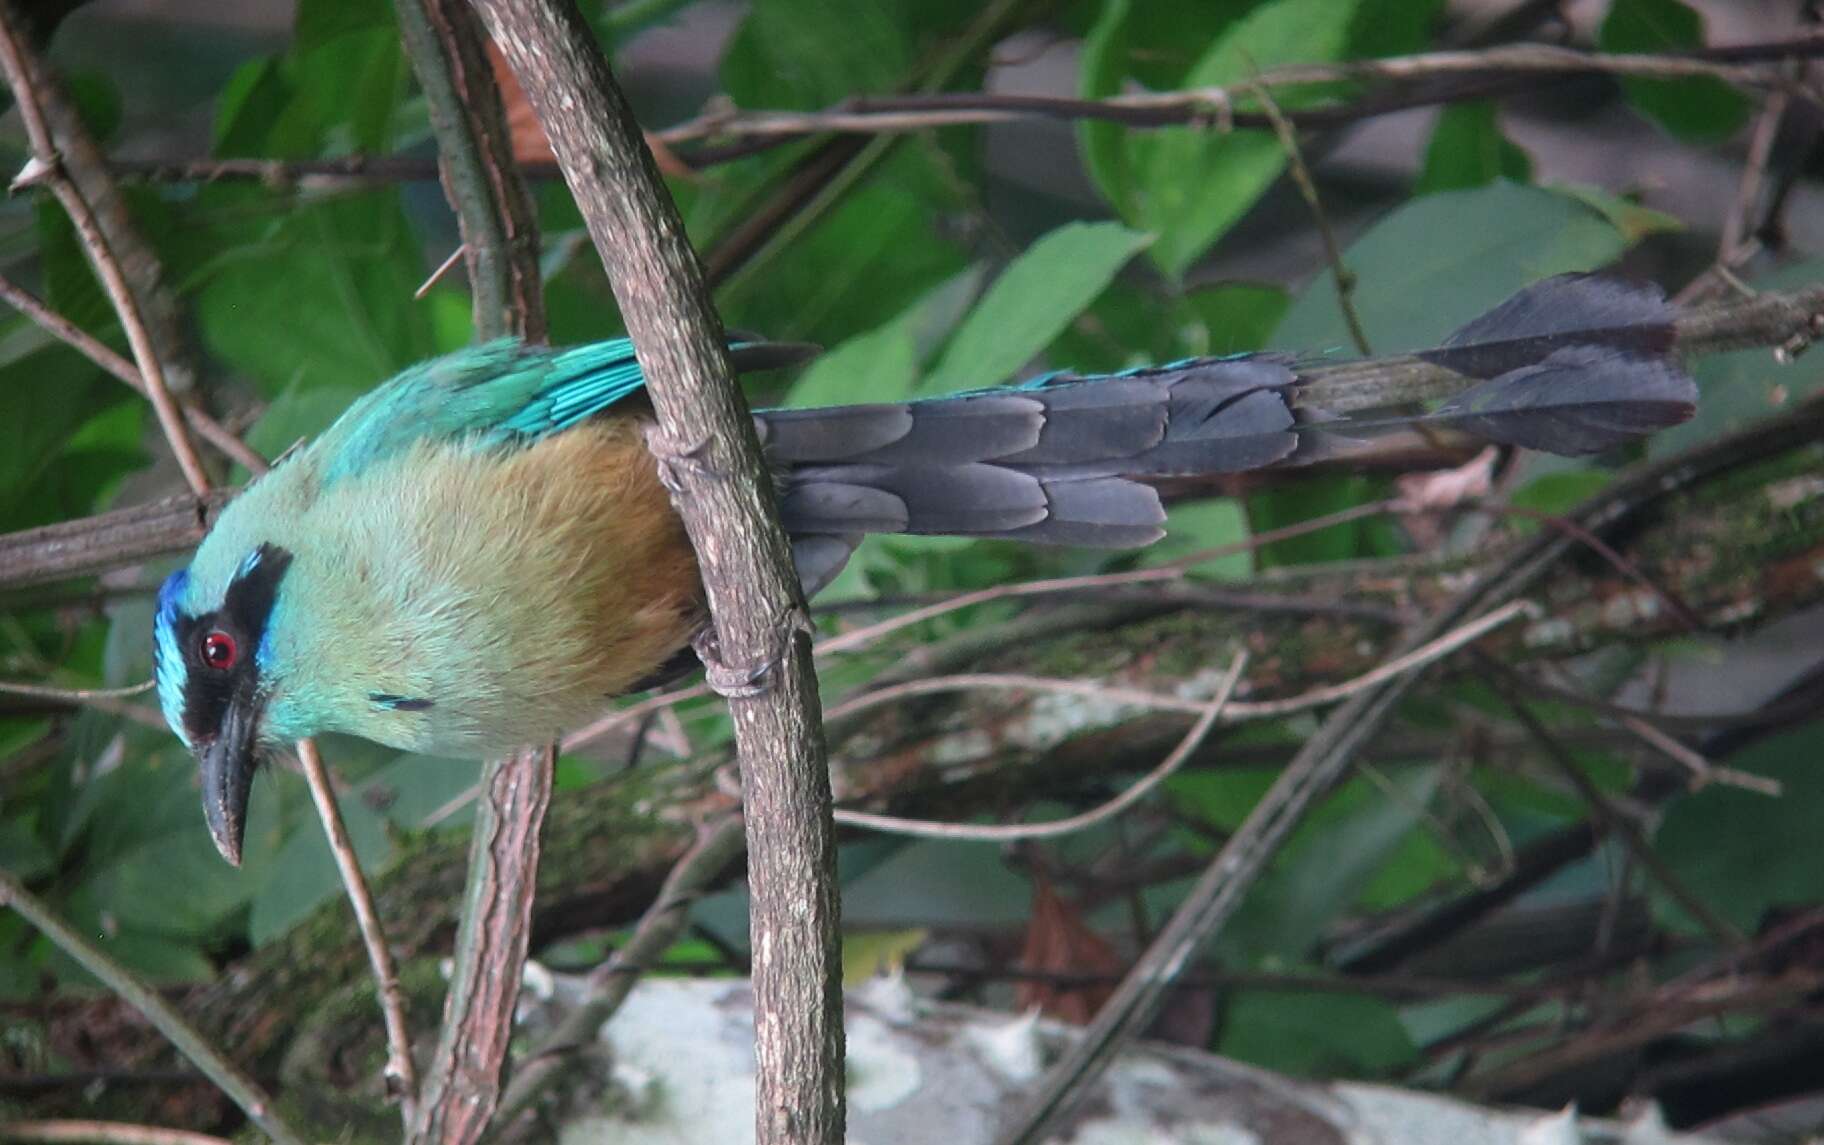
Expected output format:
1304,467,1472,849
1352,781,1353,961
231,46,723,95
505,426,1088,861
470,4,845,1143
397,0,546,345
0,871,309,1145
995,385,1824,1143
0,2,208,495
0,273,267,474
394,2,553,1141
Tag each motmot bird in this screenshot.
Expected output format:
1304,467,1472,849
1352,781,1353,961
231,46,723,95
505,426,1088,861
154,274,1697,865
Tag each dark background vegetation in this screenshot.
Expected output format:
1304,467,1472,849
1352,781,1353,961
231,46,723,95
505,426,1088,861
2,0,1823,1139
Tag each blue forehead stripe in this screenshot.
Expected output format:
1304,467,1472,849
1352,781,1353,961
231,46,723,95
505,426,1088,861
153,568,192,748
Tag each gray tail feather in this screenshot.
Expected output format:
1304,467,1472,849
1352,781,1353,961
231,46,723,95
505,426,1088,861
758,274,1696,595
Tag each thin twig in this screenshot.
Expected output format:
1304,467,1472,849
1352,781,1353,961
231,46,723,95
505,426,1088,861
823,600,1538,727
0,5,210,495
395,1,551,1139
994,390,1824,1144
295,738,418,1116
1721,83,1791,261
473,7,846,1143
0,1122,231,1145
0,274,267,474
832,652,1247,841
0,678,151,700
413,746,555,1143
656,36,1824,149
96,35,1824,183
414,243,468,300
0,871,308,1145
491,814,748,1129
1247,81,1371,356
1479,659,1745,949
1619,712,1780,796
817,501,1397,658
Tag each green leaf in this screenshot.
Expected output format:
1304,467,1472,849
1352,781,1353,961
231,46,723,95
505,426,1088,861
1220,990,1418,1076
64,71,124,143
0,816,52,881
46,929,214,988
195,192,436,397
1652,259,1824,458
1223,765,1444,960
1509,470,1613,517
1656,725,1824,935
786,325,918,409
781,265,989,409
1144,498,1250,579
721,0,911,110
1084,0,1262,91
1248,474,1384,568
1077,0,1135,214
1416,102,1532,194
0,348,115,529
1347,0,1444,58
1557,184,1683,244
1600,0,1748,142
1130,0,1361,278
250,780,396,945
1272,182,1636,355
920,221,1152,394
1187,281,1291,354
715,155,969,348
215,0,406,158
85,831,258,934
358,754,484,830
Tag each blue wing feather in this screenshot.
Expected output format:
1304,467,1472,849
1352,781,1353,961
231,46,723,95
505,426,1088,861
313,338,651,486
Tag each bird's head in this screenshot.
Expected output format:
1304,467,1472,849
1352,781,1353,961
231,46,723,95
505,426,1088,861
154,542,294,866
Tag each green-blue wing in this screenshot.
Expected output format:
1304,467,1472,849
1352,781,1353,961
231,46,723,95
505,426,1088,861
315,339,650,486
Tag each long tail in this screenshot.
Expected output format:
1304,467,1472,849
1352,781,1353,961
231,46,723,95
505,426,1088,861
756,274,1696,594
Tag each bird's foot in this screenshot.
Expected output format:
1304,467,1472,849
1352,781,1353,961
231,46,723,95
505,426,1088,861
643,423,715,494
693,628,777,699
691,608,809,699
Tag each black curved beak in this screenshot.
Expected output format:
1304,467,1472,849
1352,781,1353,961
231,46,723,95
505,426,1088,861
199,695,261,866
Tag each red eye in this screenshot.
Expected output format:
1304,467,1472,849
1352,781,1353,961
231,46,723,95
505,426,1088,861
200,631,238,670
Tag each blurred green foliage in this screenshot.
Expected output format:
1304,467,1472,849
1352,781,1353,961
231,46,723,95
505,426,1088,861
0,0,1812,1110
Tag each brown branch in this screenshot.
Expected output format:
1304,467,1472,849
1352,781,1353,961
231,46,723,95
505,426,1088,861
0,491,228,590
472,5,844,1144
491,814,747,1130
657,35,1824,150
393,3,551,1141
411,745,555,1144
396,0,545,344
100,35,1824,185
0,3,209,495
